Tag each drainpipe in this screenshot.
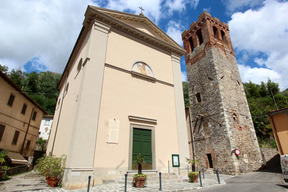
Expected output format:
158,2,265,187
21,107,36,155
188,108,196,171
51,70,69,154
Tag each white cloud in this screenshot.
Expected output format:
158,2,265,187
166,21,184,46
106,0,163,23
203,7,211,13
229,0,288,90
222,0,265,13
0,0,97,73
181,71,187,81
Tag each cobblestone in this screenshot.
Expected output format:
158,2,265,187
21,174,233,192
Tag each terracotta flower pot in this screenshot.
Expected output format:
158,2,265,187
46,176,51,184
134,177,145,188
0,172,4,180
49,177,59,187
193,175,199,183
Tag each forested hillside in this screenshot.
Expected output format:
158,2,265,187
0,65,61,115
183,80,288,147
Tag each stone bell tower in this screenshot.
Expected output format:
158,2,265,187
182,12,262,174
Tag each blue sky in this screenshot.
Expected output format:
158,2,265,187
0,0,288,90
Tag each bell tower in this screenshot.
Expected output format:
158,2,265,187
182,12,262,174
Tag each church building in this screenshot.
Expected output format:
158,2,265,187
46,6,189,189
182,12,263,175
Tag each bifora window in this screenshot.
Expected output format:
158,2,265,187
213,26,218,39
196,93,201,103
196,29,203,45
7,94,15,106
189,37,194,52
233,113,238,124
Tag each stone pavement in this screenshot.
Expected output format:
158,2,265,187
22,174,233,192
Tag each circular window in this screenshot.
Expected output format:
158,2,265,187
132,62,153,77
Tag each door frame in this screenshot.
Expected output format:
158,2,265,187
128,123,155,170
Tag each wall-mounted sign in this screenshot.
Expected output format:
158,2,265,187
107,119,120,144
235,149,241,156
172,154,180,167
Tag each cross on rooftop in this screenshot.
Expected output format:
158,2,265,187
139,6,145,14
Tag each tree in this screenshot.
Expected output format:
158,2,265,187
0,65,8,74
9,68,25,88
182,81,190,107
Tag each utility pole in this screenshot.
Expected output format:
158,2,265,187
268,87,278,110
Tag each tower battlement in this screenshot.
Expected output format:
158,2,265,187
182,12,234,66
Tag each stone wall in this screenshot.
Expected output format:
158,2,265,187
183,11,262,175
261,148,280,169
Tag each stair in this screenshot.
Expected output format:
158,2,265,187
115,172,184,186
205,168,214,174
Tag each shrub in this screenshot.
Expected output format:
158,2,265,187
188,171,199,182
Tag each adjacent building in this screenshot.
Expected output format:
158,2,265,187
267,107,288,155
38,115,53,140
46,6,189,190
182,12,262,174
0,70,47,165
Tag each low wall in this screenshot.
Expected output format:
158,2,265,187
260,148,280,169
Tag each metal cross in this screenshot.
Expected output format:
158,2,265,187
139,6,145,14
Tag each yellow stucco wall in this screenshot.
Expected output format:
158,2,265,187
0,77,44,157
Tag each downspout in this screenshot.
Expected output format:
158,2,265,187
21,107,35,155
188,108,195,171
51,69,69,155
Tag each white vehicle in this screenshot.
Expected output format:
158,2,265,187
281,155,288,182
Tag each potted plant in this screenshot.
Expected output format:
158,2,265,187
0,150,8,179
188,171,199,183
186,157,200,183
132,153,147,188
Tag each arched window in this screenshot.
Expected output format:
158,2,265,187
196,29,203,45
64,82,69,96
196,93,201,103
233,113,238,124
188,37,194,52
213,26,218,39
221,30,227,44
132,62,153,77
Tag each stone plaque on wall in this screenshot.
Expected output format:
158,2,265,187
108,119,120,144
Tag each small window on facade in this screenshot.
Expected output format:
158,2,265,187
0,124,5,141
12,130,20,144
188,37,194,52
21,103,27,115
233,113,238,124
45,119,50,125
32,111,37,121
25,140,31,150
64,83,69,96
196,29,204,45
221,30,227,44
196,93,201,102
213,26,218,39
77,58,82,74
7,94,15,106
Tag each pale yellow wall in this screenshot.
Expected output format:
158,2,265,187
46,27,91,157
105,31,174,84
0,77,43,157
94,66,179,168
270,113,288,155
122,20,162,39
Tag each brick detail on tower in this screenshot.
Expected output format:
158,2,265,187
183,11,263,174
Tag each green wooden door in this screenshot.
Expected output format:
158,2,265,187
132,128,152,169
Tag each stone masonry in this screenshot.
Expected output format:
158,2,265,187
182,11,263,174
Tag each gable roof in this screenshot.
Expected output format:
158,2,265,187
85,6,185,55
58,6,186,89
0,70,48,114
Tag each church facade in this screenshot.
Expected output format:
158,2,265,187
46,6,189,189
182,12,263,175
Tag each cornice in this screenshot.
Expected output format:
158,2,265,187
85,6,186,56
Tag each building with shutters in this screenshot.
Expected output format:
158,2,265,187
0,70,47,165
46,6,189,190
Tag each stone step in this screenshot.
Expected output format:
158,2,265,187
115,173,184,186
205,168,214,174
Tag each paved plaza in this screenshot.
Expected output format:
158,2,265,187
0,171,233,192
